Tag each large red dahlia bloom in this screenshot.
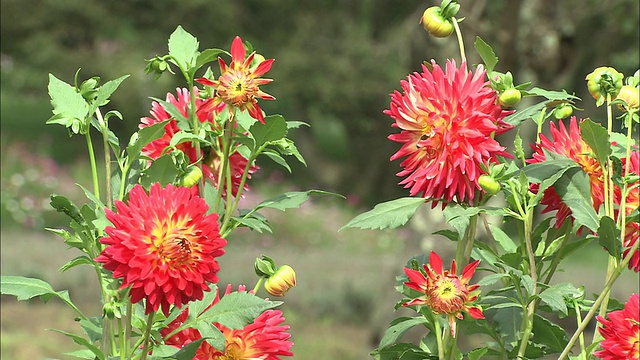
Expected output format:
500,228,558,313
161,284,294,359
96,183,227,316
197,36,275,123
403,251,484,338
595,293,639,360
386,60,513,206
140,87,258,197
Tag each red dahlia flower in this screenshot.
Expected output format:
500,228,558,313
140,87,258,197
161,284,294,359
403,251,484,338
197,36,275,123
385,60,513,206
96,183,226,316
595,293,639,360
618,151,640,272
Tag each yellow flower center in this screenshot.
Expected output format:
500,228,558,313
149,218,198,267
217,69,257,108
428,275,468,315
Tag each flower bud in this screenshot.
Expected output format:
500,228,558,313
585,66,623,101
478,174,501,196
254,255,277,277
178,165,203,188
420,6,454,38
615,85,639,111
553,104,573,119
264,265,296,297
498,88,522,108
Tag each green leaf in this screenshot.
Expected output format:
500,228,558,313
126,119,170,159
554,167,599,232
149,97,190,129
151,339,207,360
199,292,281,329
59,256,94,273
522,158,578,184
141,153,180,188
579,119,611,168
250,114,288,148
88,74,130,116
168,25,199,71
531,314,568,353
233,213,273,233
598,216,621,258
262,150,292,172
254,190,339,212
477,274,510,287
286,120,310,129
372,343,433,360
526,87,580,101
50,194,84,224
378,316,429,349
195,322,226,351
48,328,105,360
504,102,547,127
47,73,90,125
79,317,103,344
538,283,581,317
63,349,97,359
340,197,425,231
489,223,517,253
194,48,226,69
474,37,498,74
169,130,208,148
0,276,57,301
467,347,489,360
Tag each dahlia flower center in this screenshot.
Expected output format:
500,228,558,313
218,69,257,107
151,222,198,266
429,276,468,314
219,338,250,360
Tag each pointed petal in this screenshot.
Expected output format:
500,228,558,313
462,260,480,282
254,58,275,77
257,90,276,101
195,77,217,87
429,251,443,275
448,315,457,338
466,305,485,319
403,297,429,307
247,102,265,124
230,36,246,64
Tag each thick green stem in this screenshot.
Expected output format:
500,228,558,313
96,108,112,209
517,211,537,359
572,298,587,360
139,312,155,360
431,312,446,360
214,113,235,215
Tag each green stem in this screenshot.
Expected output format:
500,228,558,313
214,113,235,215
572,298,587,360
558,235,640,359
253,276,265,294
85,130,101,200
517,211,537,359
542,224,572,284
220,149,260,237
452,17,466,64
125,300,132,360
96,108,112,209
431,312,446,360
117,316,125,360
139,312,155,360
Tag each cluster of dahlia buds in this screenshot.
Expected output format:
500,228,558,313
254,255,297,297
491,71,527,109
420,0,460,38
144,55,172,80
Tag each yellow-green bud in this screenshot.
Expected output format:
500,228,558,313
264,265,296,297
616,85,639,111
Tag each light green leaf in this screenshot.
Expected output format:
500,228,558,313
199,292,281,329
168,25,199,71
196,322,226,351
126,119,170,159
538,283,581,317
254,190,339,212
580,119,611,168
88,74,129,116
474,37,498,74
48,328,105,360
489,223,517,253
141,153,180,188
262,150,292,172
59,256,94,273
378,316,429,349
340,197,426,231
47,73,89,123
0,276,57,301
467,347,489,360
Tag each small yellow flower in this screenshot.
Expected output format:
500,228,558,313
264,265,297,297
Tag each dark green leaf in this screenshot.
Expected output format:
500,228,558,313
467,347,489,360
538,283,581,317
340,197,425,231
433,229,459,242
193,48,226,72
48,328,105,360
598,216,621,258
141,153,180,187
580,119,611,169
79,316,103,344
504,102,547,127
531,314,568,353
262,150,291,172
59,256,94,273
50,194,84,224
554,167,599,232
526,87,580,101
250,114,288,148
126,119,170,159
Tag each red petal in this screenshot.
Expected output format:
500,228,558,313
230,36,246,64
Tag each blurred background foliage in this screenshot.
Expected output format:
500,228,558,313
2,0,638,206
1,1,638,359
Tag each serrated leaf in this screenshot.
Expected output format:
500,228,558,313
88,75,130,116
254,190,338,212
538,283,581,317
126,119,170,159
48,328,105,360
598,216,621,258
467,347,489,360
168,25,199,71
531,314,568,353
79,317,103,344
141,153,180,187
340,197,425,231
554,167,599,232
59,256,94,273
199,292,281,329
378,316,429,349
151,339,207,360
489,223,517,253
474,37,498,74
195,322,226,351
250,114,288,148
0,276,57,301
526,87,580,101
504,102,547,127
580,119,611,168
48,73,89,124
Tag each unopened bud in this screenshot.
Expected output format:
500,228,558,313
615,85,639,111
179,165,203,188
264,265,296,297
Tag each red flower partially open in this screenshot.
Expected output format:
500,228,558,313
386,60,513,206
96,183,226,315
161,284,294,359
403,251,484,338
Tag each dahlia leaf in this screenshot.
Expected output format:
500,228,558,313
0,275,58,301
59,255,94,273
63,349,96,359
149,97,190,130
531,314,569,353
50,194,84,225
126,119,170,160
341,197,426,231
235,108,258,131
286,120,310,129
169,130,209,148
579,119,611,168
47,73,90,126
503,102,546,126
262,149,292,172
597,216,621,258
554,167,600,232
87,74,129,116
191,48,226,77
168,25,199,71
474,37,498,74
47,328,105,360
195,322,226,351
526,87,579,101
250,114,288,148
272,138,307,166
78,316,103,344
489,223,518,253
371,343,432,360
199,292,282,329
538,283,581,317
255,190,339,212
378,316,429,349
150,340,207,360
140,153,180,187
467,347,489,360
